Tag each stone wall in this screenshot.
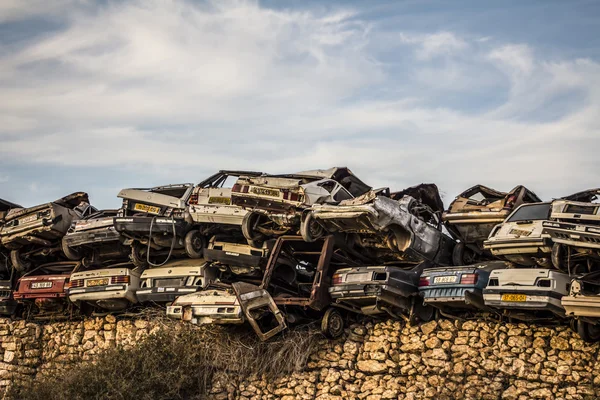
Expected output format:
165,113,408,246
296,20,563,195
1,316,600,399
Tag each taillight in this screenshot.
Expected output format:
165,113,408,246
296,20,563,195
282,191,299,201
232,184,242,192
332,274,343,285
504,195,517,209
460,273,478,285
111,275,130,284
189,193,199,204
68,279,84,289
419,277,430,287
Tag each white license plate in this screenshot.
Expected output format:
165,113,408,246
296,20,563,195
434,275,458,284
346,272,371,283
31,281,52,289
20,214,38,224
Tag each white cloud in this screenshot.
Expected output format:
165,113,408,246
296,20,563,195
0,0,598,208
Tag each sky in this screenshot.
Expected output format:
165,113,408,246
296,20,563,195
0,0,599,209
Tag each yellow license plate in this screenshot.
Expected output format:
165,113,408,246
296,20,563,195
251,187,280,197
87,278,109,287
208,197,231,205
501,293,526,302
134,203,161,214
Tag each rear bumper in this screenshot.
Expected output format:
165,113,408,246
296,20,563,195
329,282,416,313
543,222,600,250
63,228,121,247
484,237,552,255
68,285,137,303
562,295,600,317
420,286,484,309
114,217,189,237
483,290,564,315
136,287,199,303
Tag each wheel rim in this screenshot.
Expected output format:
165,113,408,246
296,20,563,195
191,232,203,251
308,218,323,238
328,312,343,336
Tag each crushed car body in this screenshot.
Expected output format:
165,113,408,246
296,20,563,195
561,271,600,342
483,268,570,321
0,193,95,272
307,184,455,265
203,236,272,277
135,258,219,303
443,185,541,265
167,284,244,325
419,261,509,315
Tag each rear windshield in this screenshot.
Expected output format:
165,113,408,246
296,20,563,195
149,187,188,198
507,203,551,222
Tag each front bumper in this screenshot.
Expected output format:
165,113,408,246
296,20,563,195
63,228,122,248
562,295,600,317
166,304,244,325
484,237,552,256
135,286,199,303
68,285,137,304
113,217,190,237
542,222,600,250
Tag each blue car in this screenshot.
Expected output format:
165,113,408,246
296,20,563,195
419,261,509,315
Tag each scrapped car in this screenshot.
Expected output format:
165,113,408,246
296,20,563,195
135,258,219,303
0,198,22,271
482,268,571,321
171,235,352,340
307,184,455,265
113,183,195,268
561,271,600,342
1,193,96,271
542,189,600,273
62,209,129,266
167,284,244,325
203,236,273,276
484,203,553,267
187,170,265,240
231,167,371,246
0,279,18,316
329,262,436,323
443,185,541,265
419,261,509,316
14,261,78,319
67,263,141,312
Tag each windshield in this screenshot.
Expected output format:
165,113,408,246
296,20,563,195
507,203,551,222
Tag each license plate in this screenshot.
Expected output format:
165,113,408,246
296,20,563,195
346,272,371,283
31,281,52,289
208,197,231,205
510,229,531,237
134,203,161,214
20,214,39,224
250,187,280,197
501,293,526,302
87,278,109,287
434,275,458,284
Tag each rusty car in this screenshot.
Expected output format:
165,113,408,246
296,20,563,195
0,193,96,272
542,189,600,273
306,184,455,265
443,185,541,265
231,167,371,246
113,183,195,268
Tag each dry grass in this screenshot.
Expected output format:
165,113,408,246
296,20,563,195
7,321,323,400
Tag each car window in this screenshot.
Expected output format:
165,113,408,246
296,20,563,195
333,187,353,202
507,203,551,222
468,192,486,202
318,181,336,193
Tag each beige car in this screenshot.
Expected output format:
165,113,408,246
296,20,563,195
203,236,272,276
166,285,244,325
561,272,600,342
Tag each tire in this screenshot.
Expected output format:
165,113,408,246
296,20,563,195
576,319,600,343
10,249,31,273
241,212,265,247
551,243,571,272
130,243,148,269
184,230,205,258
321,308,344,339
61,239,80,261
410,300,437,325
452,242,477,266
300,212,324,243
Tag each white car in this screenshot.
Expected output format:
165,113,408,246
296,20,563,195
561,272,600,342
68,264,141,311
483,268,571,321
484,202,553,267
166,286,243,325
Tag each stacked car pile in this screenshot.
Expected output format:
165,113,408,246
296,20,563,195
1,170,599,342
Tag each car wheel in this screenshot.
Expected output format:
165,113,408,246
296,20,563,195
184,230,205,258
61,239,80,261
577,319,600,343
410,300,437,325
10,249,31,272
241,212,265,247
452,242,477,266
551,243,573,273
321,308,344,338
300,212,324,243
130,243,148,269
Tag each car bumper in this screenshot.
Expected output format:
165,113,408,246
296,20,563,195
68,285,137,303
562,295,600,317
135,287,199,303
166,304,244,325
484,237,552,255
1,220,63,247
483,290,564,315
232,195,298,215
420,286,484,309
443,211,509,225
63,228,122,247
329,282,416,313
204,248,263,268
543,222,600,250
114,217,189,236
